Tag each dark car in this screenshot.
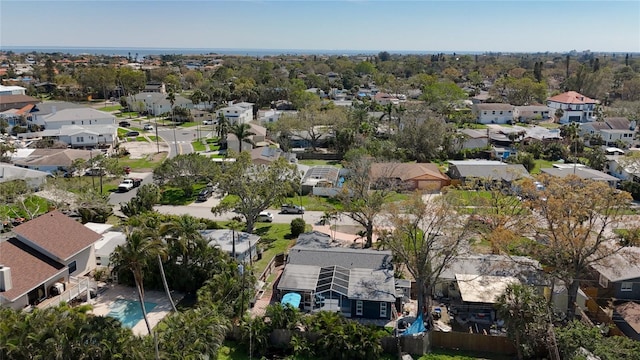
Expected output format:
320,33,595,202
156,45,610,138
119,121,131,127
197,188,213,202
125,131,140,137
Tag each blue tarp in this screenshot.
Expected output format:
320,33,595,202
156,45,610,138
281,293,301,308
403,313,426,336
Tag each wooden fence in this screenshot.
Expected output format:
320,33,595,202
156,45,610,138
295,152,343,161
431,331,516,355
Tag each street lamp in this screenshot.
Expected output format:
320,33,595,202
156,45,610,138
153,103,160,154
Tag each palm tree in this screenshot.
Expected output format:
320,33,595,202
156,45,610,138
167,90,178,154
229,123,255,153
160,214,206,273
216,112,229,139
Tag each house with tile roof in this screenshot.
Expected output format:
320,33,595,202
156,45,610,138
579,117,637,147
12,148,103,175
276,243,398,322
0,94,40,112
0,211,102,309
547,91,597,123
370,162,451,192
471,103,515,124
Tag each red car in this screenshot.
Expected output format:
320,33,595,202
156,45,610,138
123,166,131,174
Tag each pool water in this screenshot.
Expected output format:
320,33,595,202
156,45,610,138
107,299,157,328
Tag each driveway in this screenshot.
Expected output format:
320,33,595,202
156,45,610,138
109,172,154,205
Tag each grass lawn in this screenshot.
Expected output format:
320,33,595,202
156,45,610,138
192,141,206,152
97,105,122,112
135,136,149,142
298,159,343,168
119,153,167,171
446,189,492,206
159,183,208,205
279,195,342,212
531,159,555,174
179,121,198,128
0,195,51,220
115,111,139,118
209,144,221,151
538,122,560,129
148,136,159,142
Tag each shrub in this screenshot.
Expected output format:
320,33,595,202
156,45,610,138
290,218,306,237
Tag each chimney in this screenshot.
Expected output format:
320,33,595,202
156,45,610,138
0,266,12,292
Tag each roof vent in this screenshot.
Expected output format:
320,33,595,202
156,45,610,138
0,266,12,292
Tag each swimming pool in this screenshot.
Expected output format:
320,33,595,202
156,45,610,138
107,299,157,328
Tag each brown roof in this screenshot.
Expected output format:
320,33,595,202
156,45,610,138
0,238,66,302
547,91,596,104
13,211,101,261
474,103,514,111
13,149,102,168
616,302,640,333
605,117,631,130
370,162,450,182
0,94,40,105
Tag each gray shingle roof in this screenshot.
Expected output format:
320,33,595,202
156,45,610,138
287,246,393,270
448,161,531,181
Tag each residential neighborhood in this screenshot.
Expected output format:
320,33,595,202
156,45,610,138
1,38,640,360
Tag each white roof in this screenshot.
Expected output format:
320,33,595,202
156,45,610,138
200,229,259,255
0,85,26,92
43,108,115,123
455,274,520,304
84,222,114,235
94,231,126,258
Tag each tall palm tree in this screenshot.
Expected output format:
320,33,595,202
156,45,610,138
110,229,163,336
229,123,255,153
167,90,178,154
216,112,230,139
160,214,206,272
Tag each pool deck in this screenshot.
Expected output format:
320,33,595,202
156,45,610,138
88,283,183,336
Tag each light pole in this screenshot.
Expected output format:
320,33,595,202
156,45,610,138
153,103,159,153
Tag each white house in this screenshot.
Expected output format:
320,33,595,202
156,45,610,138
257,109,298,124
127,92,194,116
0,163,50,190
514,105,553,123
13,148,103,174
200,229,259,263
1,211,102,310
547,91,596,123
0,85,27,96
471,103,515,124
39,108,116,130
217,103,254,125
605,154,640,182
39,124,118,149
580,117,637,147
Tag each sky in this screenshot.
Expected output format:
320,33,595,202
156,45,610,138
1,0,639,53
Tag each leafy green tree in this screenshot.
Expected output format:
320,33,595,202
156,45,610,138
213,152,298,233
420,80,467,111
496,283,550,360
290,218,306,238
76,190,113,223
120,183,161,217
490,77,547,105
153,153,218,197
160,213,206,276
556,320,640,360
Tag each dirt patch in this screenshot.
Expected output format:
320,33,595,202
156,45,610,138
334,224,364,235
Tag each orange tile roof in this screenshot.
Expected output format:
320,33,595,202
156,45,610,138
13,211,102,261
0,238,66,302
547,91,596,104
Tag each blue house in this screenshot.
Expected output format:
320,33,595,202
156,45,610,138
277,241,398,323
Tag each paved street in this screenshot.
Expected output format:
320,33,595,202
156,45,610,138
108,172,154,205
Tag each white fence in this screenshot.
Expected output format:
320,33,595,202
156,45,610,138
37,276,96,309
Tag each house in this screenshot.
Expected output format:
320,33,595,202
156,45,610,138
303,165,342,196
0,85,27,96
471,103,515,124
514,105,553,123
126,92,193,116
590,248,640,302
613,302,640,340
447,160,531,184
547,91,596,123
373,92,400,106
84,222,125,268
217,103,254,125
0,163,50,190
38,124,118,149
0,94,40,112
457,129,489,150
369,162,451,192
540,166,619,187
580,117,636,147
40,108,116,130
250,147,296,166
200,229,259,263
257,109,298,124
605,154,640,182
142,82,166,94
26,101,86,126
277,244,398,322
0,211,102,309
13,148,103,174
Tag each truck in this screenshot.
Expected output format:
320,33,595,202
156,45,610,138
117,178,143,192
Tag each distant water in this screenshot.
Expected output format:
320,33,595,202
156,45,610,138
0,46,482,58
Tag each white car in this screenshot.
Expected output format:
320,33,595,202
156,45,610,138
143,124,154,131
202,120,214,125
257,211,274,223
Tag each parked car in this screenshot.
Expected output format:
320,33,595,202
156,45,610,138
196,188,213,202
119,121,131,127
125,131,140,137
143,124,154,131
117,177,143,192
281,204,305,214
257,211,274,222
85,167,106,176
202,120,214,125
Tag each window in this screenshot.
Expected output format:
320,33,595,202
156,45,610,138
71,121,75,125
76,137,84,142
492,111,496,115
380,302,387,318
68,261,77,275
621,282,633,292
599,274,609,288
499,111,503,115
356,300,363,316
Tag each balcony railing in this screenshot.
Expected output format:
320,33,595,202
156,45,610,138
36,276,96,310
